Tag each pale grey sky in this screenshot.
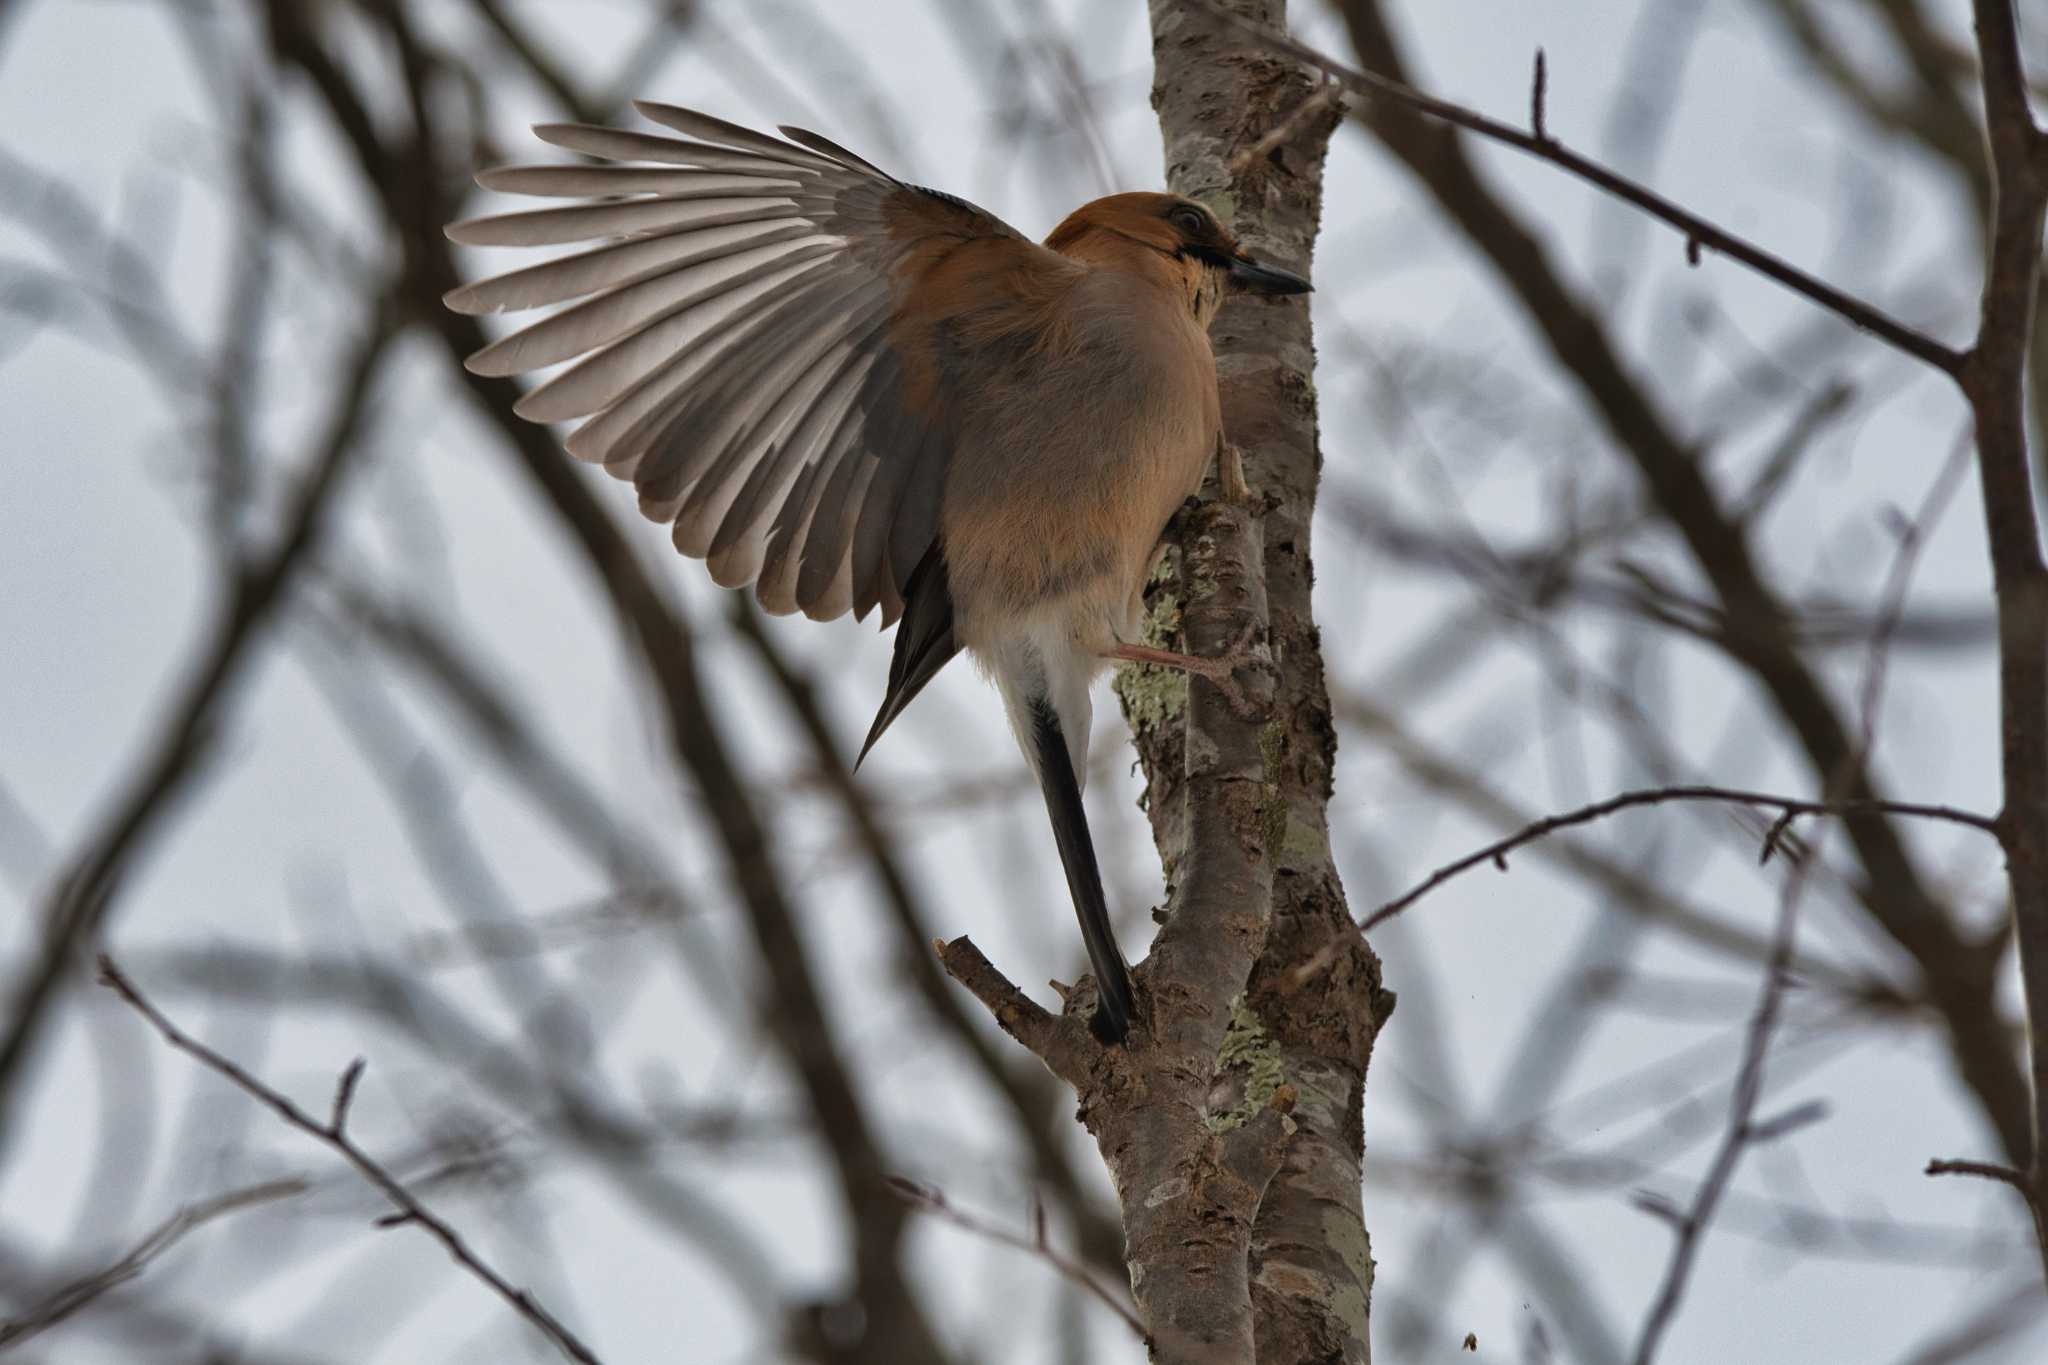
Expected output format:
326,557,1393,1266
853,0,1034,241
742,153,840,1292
2,1,2040,1362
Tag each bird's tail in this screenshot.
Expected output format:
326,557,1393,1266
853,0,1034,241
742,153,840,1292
1023,693,1134,1042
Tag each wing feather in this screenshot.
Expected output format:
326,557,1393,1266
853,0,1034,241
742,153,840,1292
445,104,1078,624
474,164,804,198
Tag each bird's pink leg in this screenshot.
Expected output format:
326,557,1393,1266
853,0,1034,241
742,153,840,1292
1105,621,1271,719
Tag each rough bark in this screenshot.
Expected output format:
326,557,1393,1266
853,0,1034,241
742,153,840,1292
943,2,1387,1357
1146,6,1390,1360
1133,1,1393,1358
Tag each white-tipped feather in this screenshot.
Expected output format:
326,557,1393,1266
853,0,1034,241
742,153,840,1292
533,122,821,175
616,270,880,489
753,460,823,616
633,102,856,174
670,301,890,560
448,105,1061,629
710,344,878,571
808,455,873,620
464,239,837,377
515,257,835,423
474,164,805,198
758,415,866,616
447,194,805,247
562,268,874,462
444,221,814,315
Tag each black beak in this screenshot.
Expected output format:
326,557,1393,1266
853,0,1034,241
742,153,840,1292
1228,254,1312,296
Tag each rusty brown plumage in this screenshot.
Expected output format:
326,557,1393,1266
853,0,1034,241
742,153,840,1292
445,104,1309,1040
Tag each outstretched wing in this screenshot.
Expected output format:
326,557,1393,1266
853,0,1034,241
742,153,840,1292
446,102,1074,624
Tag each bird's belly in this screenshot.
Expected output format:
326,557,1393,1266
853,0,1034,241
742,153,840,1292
937,313,1212,654
943,385,1213,657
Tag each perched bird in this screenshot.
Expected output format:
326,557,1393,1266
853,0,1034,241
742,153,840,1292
445,104,1309,1042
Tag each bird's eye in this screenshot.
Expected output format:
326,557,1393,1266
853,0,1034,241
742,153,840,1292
1169,205,1206,236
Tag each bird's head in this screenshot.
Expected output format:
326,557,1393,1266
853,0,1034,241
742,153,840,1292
1044,192,1311,322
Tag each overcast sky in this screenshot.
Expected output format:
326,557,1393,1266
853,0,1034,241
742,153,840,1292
3,1,2043,1362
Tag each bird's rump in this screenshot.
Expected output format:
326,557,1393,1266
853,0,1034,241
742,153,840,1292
445,102,1076,627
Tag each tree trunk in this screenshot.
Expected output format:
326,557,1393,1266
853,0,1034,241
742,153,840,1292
1135,3,1392,1359
937,5,1388,1357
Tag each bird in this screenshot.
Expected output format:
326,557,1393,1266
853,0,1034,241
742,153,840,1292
444,103,1310,1042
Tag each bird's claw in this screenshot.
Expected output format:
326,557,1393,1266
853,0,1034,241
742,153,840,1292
1190,620,1276,719
1111,622,1274,719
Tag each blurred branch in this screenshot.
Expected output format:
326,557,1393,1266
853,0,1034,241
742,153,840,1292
1955,0,2048,1279
1632,372,1972,1359
311,579,740,1016
130,940,787,1310
1300,785,1997,974
1749,0,2048,468
725,597,1126,1277
466,0,599,123
0,1176,308,1352
96,957,602,1365
1890,1277,2048,1365
884,1178,1144,1339
1328,0,2031,1168
0,287,397,1160
1196,0,1963,371
259,6,952,1355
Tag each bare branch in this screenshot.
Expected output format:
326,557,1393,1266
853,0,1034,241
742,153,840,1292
95,957,603,1365
1627,811,1816,1364
1955,0,2048,1286
1194,0,1964,372
1297,786,1999,973
1630,376,1971,1361
0,1178,308,1351
1328,0,2031,1166
1926,1157,2036,1192
0,292,398,1156
884,1178,1146,1340
932,936,1080,1085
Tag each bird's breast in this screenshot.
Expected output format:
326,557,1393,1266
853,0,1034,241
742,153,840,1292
938,284,1219,652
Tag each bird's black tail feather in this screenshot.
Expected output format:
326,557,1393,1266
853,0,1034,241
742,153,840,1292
1027,697,1134,1042
858,543,958,767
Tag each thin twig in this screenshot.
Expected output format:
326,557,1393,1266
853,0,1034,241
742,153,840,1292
0,294,397,1157
1926,1158,2035,1192
0,1178,308,1349
1326,0,2030,1167
1302,786,1997,975
1193,0,1964,373
885,1177,1146,1340
95,957,602,1365
1628,412,1972,1363
1227,75,1343,174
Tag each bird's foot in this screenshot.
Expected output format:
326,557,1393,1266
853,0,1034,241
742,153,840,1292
1106,621,1273,719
